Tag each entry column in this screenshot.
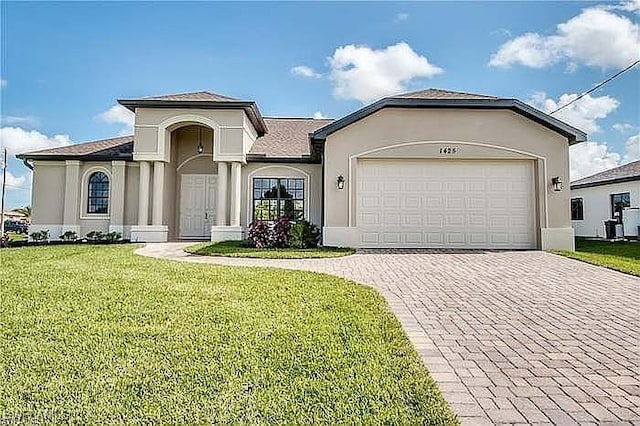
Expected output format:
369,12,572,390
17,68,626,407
230,162,241,227
216,161,228,226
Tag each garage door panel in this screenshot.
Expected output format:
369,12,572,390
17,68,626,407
357,160,535,249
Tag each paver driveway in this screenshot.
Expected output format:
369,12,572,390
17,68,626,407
138,244,640,425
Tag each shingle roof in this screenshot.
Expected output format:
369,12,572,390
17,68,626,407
17,135,134,160
571,160,640,189
249,118,334,159
392,88,498,100
138,91,240,102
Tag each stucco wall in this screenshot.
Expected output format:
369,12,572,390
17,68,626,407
571,181,640,237
323,108,573,249
133,107,256,163
31,161,66,225
30,160,139,239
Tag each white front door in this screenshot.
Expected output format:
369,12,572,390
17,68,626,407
180,174,217,238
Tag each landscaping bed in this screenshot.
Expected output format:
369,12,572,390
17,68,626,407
185,240,354,259
553,238,640,277
0,245,456,424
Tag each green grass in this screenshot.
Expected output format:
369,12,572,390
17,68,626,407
553,238,640,277
185,240,355,259
5,232,27,242
0,245,456,424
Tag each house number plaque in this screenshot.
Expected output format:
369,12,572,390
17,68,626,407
439,146,458,154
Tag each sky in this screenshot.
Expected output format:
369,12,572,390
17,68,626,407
1,0,639,209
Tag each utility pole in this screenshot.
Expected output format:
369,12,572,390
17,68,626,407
1,148,7,235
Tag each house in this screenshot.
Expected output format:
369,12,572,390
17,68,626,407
570,160,640,239
17,89,586,250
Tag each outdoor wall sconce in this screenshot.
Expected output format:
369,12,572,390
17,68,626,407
336,175,345,190
552,176,563,192
197,126,204,154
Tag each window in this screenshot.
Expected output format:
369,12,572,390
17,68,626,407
253,178,304,221
611,192,630,223
87,171,109,214
571,198,584,221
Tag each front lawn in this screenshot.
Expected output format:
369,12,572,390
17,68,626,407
186,240,355,259
0,245,455,424
553,238,640,276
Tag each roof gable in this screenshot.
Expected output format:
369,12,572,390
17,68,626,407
311,88,587,144
139,91,240,102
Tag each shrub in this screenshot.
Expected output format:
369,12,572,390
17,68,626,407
59,230,78,242
30,229,49,243
247,220,270,248
103,232,122,243
271,215,291,248
85,231,104,242
289,220,321,249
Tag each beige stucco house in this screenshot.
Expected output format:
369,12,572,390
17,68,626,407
18,89,586,250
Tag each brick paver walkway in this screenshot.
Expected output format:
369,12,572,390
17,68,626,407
137,243,640,425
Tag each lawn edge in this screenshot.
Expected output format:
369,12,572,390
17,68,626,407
549,250,640,278
183,242,355,259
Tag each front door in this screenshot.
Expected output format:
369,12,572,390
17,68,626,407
180,174,217,238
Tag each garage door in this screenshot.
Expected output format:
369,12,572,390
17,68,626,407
357,159,536,249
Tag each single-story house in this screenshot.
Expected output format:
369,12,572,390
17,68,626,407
571,160,640,239
17,89,586,250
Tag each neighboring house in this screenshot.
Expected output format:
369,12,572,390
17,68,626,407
570,161,640,239
17,89,586,250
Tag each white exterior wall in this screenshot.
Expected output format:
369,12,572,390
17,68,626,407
571,181,640,237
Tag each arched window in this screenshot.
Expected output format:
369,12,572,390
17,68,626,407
87,171,109,214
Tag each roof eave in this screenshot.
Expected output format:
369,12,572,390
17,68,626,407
117,99,268,136
310,98,587,144
571,175,640,190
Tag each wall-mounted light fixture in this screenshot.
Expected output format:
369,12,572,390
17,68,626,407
551,176,563,192
336,175,345,190
197,126,204,154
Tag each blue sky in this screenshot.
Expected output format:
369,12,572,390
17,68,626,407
1,1,639,209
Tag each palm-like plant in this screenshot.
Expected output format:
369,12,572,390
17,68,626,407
13,206,31,221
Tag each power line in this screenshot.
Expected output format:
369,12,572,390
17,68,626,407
549,60,640,115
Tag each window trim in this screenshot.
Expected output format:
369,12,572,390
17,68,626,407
80,166,111,219
570,197,584,221
246,166,310,225
252,177,305,221
610,192,631,223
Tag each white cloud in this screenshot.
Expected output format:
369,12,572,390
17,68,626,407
489,6,640,69
291,65,322,79
394,12,409,23
0,170,29,190
1,115,38,127
328,42,443,104
0,79,6,89
313,111,328,119
570,141,621,180
612,122,637,133
623,134,640,162
527,91,619,133
0,127,71,155
611,0,640,13
96,104,134,135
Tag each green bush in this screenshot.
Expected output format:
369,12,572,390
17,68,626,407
289,220,320,249
59,230,78,241
103,231,122,243
30,229,49,242
86,231,104,242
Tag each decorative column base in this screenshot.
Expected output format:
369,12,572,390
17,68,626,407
130,225,168,243
210,226,243,242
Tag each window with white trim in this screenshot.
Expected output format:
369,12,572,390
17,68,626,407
571,198,583,221
87,171,109,214
252,178,304,221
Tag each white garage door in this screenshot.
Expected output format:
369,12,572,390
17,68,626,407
357,159,536,249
